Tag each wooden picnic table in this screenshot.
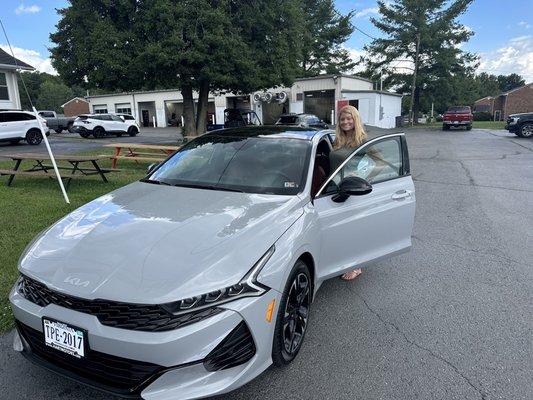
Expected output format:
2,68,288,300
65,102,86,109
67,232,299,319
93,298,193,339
103,143,181,169
0,153,116,189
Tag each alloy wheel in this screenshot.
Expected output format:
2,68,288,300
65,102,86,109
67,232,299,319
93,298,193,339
282,272,311,357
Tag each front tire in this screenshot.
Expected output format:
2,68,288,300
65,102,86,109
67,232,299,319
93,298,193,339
466,124,472,131
442,124,450,131
272,260,312,366
55,128,63,134
517,123,533,138
128,126,138,137
92,126,105,138
26,129,42,145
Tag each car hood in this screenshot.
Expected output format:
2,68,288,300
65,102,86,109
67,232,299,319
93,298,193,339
20,182,304,304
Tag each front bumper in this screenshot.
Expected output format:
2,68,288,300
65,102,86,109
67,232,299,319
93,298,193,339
506,123,518,132
10,283,281,399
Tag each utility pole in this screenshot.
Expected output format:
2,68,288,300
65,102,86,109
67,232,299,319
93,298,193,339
409,32,421,126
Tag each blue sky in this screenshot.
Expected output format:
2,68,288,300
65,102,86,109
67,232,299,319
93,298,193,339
1,0,532,80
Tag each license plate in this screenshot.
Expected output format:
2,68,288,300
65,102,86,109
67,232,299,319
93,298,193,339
453,121,459,124
43,318,86,358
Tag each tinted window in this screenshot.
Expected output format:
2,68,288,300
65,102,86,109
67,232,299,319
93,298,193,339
39,111,55,118
323,137,403,194
3,112,27,122
278,115,299,124
149,135,311,195
121,114,134,120
447,106,471,113
111,115,123,121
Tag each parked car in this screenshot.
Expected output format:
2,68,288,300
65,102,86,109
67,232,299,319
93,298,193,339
206,108,262,131
0,110,49,145
442,106,473,130
37,111,75,133
506,112,533,138
275,113,329,129
10,126,415,400
72,113,139,138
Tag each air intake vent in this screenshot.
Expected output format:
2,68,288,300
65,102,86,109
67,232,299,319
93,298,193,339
18,275,222,332
204,321,256,371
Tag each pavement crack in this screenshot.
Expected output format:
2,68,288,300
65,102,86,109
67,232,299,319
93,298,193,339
457,160,475,185
509,140,533,152
356,294,488,400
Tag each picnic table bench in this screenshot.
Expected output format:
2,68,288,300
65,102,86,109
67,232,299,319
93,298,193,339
103,143,181,169
0,153,117,189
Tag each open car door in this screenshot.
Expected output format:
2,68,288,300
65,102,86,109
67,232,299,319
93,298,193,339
313,133,415,279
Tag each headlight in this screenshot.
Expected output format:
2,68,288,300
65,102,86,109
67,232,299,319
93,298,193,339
509,117,519,124
161,246,275,315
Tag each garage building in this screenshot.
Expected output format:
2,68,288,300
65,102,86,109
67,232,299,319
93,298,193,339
86,74,402,129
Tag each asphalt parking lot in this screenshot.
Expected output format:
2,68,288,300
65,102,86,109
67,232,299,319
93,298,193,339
1,127,531,400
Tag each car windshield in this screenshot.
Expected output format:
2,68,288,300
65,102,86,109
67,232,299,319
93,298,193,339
147,135,311,195
447,106,471,113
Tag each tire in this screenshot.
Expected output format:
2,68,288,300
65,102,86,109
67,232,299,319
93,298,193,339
79,132,90,138
466,124,472,131
517,123,533,138
128,126,138,137
272,259,312,367
67,122,74,133
55,128,63,134
25,129,43,145
93,126,105,138
442,124,450,131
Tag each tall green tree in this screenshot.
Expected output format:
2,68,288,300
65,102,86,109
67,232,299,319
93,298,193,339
50,0,303,135
298,0,356,76
497,73,525,93
364,0,475,122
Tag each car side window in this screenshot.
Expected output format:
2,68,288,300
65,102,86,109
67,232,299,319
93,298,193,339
322,137,403,195
111,115,123,122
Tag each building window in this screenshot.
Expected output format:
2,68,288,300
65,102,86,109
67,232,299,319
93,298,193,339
296,93,303,101
115,103,132,114
93,104,108,114
0,73,9,101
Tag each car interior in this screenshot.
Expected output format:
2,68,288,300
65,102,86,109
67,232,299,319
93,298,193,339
311,139,332,198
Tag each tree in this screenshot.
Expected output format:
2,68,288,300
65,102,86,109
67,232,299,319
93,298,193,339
497,73,525,93
50,0,304,136
363,0,475,122
298,0,356,76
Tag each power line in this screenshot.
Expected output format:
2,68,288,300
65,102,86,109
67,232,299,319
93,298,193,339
354,26,377,41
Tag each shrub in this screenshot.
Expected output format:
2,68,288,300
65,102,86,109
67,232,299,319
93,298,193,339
474,111,492,121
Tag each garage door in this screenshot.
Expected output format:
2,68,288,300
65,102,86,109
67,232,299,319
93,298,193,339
304,90,335,123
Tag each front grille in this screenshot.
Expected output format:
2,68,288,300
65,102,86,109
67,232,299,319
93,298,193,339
16,320,164,395
18,274,222,332
204,321,256,371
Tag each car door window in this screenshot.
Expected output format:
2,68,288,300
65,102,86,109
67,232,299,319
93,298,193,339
322,136,403,195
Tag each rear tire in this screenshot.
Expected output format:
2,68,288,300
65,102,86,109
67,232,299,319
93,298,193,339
517,123,533,138
466,124,472,131
442,124,450,131
272,260,312,367
128,127,138,137
25,129,42,145
93,126,105,138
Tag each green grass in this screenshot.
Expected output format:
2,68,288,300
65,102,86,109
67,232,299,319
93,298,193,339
0,151,150,333
407,120,506,130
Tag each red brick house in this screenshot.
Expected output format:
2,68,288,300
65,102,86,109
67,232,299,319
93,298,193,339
61,97,89,117
474,83,533,120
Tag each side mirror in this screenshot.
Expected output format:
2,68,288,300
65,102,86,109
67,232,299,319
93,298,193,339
332,176,372,203
147,163,159,173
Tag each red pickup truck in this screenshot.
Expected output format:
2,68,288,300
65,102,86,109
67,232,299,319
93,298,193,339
442,106,473,131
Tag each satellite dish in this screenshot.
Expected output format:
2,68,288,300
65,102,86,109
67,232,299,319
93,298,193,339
276,92,288,103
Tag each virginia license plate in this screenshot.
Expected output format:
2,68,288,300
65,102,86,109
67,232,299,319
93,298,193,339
43,318,86,358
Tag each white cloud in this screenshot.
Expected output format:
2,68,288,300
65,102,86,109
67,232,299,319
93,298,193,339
15,4,42,14
518,21,531,29
477,36,533,82
0,45,57,75
355,7,379,18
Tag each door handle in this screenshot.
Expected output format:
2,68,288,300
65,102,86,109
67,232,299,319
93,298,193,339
391,190,411,200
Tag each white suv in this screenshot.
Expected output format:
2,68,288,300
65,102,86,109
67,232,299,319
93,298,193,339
72,113,139,138
0,111,50,145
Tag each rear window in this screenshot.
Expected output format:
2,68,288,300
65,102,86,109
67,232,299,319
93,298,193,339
0,112,34,122
447,106,471,113
39,111,55,118
278,115,299,124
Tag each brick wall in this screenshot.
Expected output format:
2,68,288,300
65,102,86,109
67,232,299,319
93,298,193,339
63,99,89,117
505,84,533,119
474,97,493,113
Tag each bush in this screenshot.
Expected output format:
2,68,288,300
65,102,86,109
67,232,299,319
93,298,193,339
474,111,492,121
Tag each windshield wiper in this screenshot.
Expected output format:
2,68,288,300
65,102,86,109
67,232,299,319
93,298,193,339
173,183,244,193
140,178,171,186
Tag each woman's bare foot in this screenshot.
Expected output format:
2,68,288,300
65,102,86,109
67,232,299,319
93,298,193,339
340,268,362,281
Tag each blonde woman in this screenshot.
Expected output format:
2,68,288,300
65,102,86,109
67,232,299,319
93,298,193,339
331,105,367,281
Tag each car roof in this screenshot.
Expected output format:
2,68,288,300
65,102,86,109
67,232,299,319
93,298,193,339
204,125,322,140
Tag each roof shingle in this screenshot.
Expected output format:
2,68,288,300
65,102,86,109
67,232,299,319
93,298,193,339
0,48,34,70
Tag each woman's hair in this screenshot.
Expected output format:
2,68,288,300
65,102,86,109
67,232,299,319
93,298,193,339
333,105,367,149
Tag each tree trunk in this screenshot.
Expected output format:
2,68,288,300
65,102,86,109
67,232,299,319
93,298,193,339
413,86,421,124
195,80,210,134
181,84,196,137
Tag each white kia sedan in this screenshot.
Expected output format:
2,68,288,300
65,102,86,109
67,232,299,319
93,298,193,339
11,126,415,399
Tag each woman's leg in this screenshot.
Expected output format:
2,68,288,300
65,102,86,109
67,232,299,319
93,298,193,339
341,268,362,280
